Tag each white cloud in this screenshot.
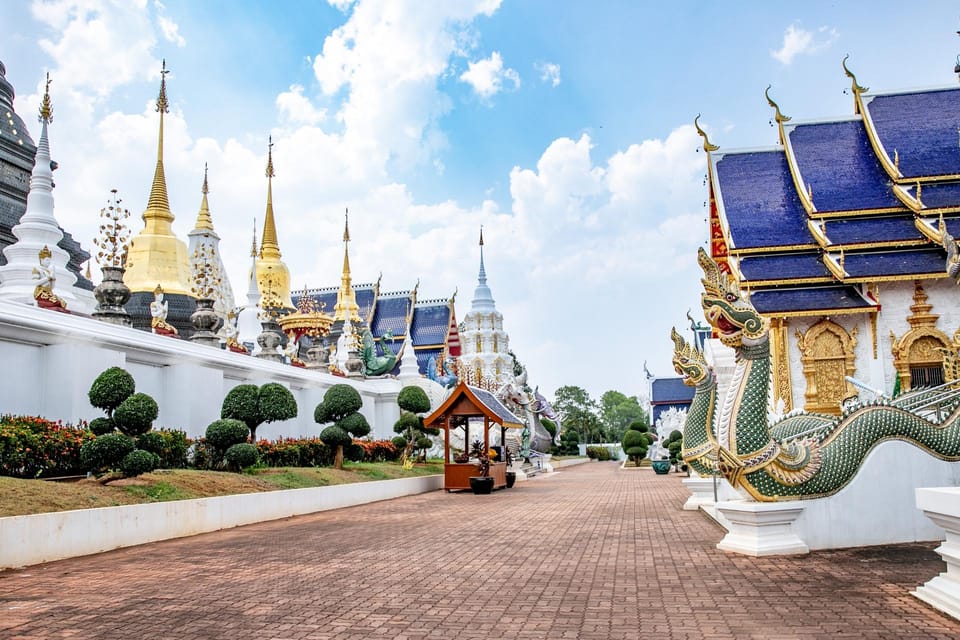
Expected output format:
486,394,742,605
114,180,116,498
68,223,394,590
535,61,561,87
771,23,838,65
276,85,326,126
157,15,185,47
459,51,520,99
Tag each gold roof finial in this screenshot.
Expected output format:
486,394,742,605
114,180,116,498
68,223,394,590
764,85,791,124
842,55,868,96
250,217,258,257
38,72,53,124
343,207,351,242
694,114,719,152
894,149,900,170
479,226,484,246
260,136,281,259
156,59,169,114
202,162,209,195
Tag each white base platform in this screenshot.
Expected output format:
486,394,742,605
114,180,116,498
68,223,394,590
716,500,809,556
913,487,960,621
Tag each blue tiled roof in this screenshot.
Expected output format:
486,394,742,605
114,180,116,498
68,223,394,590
750,286,875,314
787,120,901,212
715,151,813,249
912,182,960,209
371,295,410,338
356,286,376,321
864,88,960,178
651,377,695,404
411,304,450,345
842,248,946,278
469,385,523,426
819,215,922,245
739,253,829,281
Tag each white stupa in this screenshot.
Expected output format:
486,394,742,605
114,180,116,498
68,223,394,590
459,228,513,387
0,74,94,313
236,219,263,352
186,164,235,330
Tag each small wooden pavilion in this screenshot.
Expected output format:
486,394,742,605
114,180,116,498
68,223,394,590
424,382,524,491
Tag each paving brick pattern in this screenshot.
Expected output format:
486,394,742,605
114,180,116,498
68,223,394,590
2,463,958,639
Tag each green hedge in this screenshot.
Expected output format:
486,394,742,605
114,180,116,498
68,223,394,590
0,415,95,478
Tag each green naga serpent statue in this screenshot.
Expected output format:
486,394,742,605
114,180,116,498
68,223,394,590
678,247,960,501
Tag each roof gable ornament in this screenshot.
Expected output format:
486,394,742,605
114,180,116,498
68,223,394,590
765,86,790,147
694,114,718,152
842,55,868,115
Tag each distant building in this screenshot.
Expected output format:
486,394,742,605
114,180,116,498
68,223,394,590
649,376,694,431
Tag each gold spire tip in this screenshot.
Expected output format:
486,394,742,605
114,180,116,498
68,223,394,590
156,59,169,114
266,135,275,178
202,162,209,195
479,226,484,246
250,218,258,257
38,72,53,124
343,209,350,242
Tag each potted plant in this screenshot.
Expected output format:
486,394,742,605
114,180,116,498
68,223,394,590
468,439,494,494
652,457,672,474
504,447,516,488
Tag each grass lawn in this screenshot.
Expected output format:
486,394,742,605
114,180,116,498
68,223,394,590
0,461,444,518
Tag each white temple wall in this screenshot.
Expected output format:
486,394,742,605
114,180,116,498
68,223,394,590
0,301,402,440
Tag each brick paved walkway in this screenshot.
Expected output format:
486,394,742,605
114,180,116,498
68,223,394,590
2,463,958,639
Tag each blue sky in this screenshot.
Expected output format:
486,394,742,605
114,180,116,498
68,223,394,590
2,0,959,404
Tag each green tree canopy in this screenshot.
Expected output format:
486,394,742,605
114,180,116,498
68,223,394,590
599,390,648,442
221,383,298,443
315,384,367,469
553,385,604,443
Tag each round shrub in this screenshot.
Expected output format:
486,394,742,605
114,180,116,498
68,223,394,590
622,429,650,465
224,442,258,471
393,411,421,434
88,367,135,414
113,393,159,436
315,384,362,423
397,385,430,414
415,435,433,450
80,433,134,472
320,424,350,447
344,442,365,462
220,384,259,427
120,448,158,477
337,412,371,439
205,419,249,452
392,435,408,449
136,431,165,455
258,383,298,423
89,417,115,436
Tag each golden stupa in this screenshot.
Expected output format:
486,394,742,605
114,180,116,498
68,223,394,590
255,136,294,311
333,210,362,323
123,60,193,295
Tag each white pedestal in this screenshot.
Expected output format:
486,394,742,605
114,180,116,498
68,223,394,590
716,500,809,556
913,487,960,621
682,476,715,510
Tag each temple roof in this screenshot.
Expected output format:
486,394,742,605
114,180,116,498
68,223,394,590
862,87,960,179
839,247,947,280
739,253,830,283
749,285,877,315
785,118,903,213
712,150,813,251
651,377,695,405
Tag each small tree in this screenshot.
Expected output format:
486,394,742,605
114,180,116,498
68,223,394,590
315,384,371,469
84,367,159,478
221,382,298,443
664,429,683,470
558,429,580,455
621,423,651,467
393,385,437,463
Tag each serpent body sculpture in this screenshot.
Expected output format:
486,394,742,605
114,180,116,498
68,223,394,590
679,248,960,501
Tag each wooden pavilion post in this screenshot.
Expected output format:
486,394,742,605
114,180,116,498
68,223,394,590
444,415,450,463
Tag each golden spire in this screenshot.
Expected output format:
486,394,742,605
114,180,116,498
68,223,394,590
123,59,192,295
194,163,214,231
334,208,361,322
144,59,173,224
38,72,53,124
260,136,281,259
250,217,258,257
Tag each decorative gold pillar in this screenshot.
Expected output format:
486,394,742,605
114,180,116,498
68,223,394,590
770,317,793,412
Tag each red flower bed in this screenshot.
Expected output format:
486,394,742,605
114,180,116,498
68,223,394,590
0,415,94,478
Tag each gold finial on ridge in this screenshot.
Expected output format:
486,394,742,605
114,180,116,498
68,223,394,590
764,85,791,124
894,149,899,170
38,72,53,124
694,114,719,152
156,59,170,114
842,55,868,95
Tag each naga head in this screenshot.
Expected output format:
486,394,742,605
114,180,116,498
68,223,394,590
697,247,767,348
671,327,709,386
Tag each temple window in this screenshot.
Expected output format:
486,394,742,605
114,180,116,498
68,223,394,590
796,320,858,415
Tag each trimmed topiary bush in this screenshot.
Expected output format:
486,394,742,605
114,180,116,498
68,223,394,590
205,419,250,453
397,385,430,414
315,384,367,469
224,442,258,471
80,433,134,473
89,417,115,436
112,393,159,437
622,429,650,466
664,429,684,469
221,382,298,442
120,448,159,476
88,367,135,416
559,429,580,455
